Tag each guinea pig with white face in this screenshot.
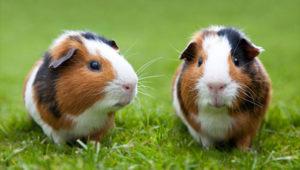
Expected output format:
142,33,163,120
23,31,138,144
172,26,271,150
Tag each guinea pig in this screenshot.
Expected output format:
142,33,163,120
23,31,138,144
172,26,271,150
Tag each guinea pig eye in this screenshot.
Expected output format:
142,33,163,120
198,57,203,67
233,57,239,66
89,61,101,71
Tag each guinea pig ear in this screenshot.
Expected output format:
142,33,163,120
107,40,119,51
49,48,77,69
180,42,197,61
240,38,264,58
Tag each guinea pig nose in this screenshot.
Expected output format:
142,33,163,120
122,84,134,92
207,82,227,93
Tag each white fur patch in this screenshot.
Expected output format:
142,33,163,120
202,35,231,84
207,25,225,32
57,100,113,142
197,107,233,140
197,35,239,107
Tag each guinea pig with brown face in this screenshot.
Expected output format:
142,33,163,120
23,31,138,144
172,26,271,150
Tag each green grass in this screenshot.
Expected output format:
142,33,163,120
1,0,300,169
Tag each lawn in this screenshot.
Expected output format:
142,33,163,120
0,0,299,169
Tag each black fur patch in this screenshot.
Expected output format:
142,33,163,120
81,32,117,49
33,52,62,118
217,28,252,67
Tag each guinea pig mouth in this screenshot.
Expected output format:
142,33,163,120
114,95,134,107
209,96,225,108
114,101,131,107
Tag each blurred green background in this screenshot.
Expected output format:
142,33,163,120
0,0,299,169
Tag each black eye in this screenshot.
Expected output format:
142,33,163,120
198,57,203,67
233,57,239,66
89,61,101,71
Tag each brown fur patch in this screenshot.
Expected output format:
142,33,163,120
55,54,115,115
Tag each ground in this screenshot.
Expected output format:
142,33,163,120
0,0,299,169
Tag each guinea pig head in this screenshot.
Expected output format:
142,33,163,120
180,26,263,109
48,31,138,115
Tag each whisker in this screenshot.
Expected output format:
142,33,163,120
239,84,257,100
138,84,154,90
238,95,263,108
136,57,163,76
138,80,151,85
137,90,154,99
237,88,263,108
123,39,139,56
169,44,182,55
138,74,164,81
239,88,256,104
125,52,139,59
132,95,141,108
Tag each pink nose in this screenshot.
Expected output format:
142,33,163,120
122,83,135,92
207,82,227,93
